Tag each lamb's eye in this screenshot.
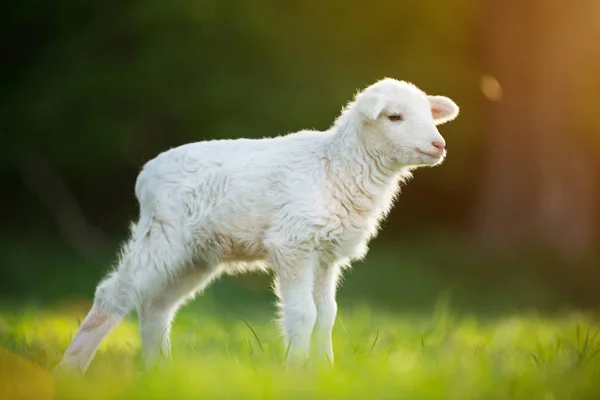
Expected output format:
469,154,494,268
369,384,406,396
387,114,404,122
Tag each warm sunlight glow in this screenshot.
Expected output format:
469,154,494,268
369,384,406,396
480,75,503,101
0,347,54,400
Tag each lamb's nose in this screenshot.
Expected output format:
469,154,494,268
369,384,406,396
432,141,445,150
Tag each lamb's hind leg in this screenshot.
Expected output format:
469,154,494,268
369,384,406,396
55,270,134,374
137,264,220,369
55,219,190,374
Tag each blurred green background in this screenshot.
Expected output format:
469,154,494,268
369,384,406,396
1,0,599,313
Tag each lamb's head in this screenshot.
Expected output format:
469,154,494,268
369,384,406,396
352,78,459,168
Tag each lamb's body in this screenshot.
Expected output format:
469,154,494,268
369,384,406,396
56,78,459,374
137,130,406,271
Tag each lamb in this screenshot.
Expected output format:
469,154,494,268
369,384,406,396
55,77,459,374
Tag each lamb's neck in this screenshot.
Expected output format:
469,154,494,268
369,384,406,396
323,122,409,220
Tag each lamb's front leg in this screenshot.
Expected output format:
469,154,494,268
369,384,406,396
271,248,317,366
312,264,340,365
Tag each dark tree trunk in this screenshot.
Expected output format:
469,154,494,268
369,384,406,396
473,0,598,259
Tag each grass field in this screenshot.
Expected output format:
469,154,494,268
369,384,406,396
1,239,599,399
1,298,600,400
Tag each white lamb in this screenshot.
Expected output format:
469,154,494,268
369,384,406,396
56,78,459,373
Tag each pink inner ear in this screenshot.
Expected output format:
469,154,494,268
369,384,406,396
429,96,458,121
431,105,447,119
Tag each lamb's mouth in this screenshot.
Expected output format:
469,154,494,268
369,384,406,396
416,149,444,159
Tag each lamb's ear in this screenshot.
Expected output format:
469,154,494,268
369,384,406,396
356,93,386,120
428,95,459,125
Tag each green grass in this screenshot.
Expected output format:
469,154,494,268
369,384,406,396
1,298,600,400
1,237,599,399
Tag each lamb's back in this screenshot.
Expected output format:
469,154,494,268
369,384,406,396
134,130,330,218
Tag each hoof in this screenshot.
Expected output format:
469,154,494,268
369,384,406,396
53,362,83,378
